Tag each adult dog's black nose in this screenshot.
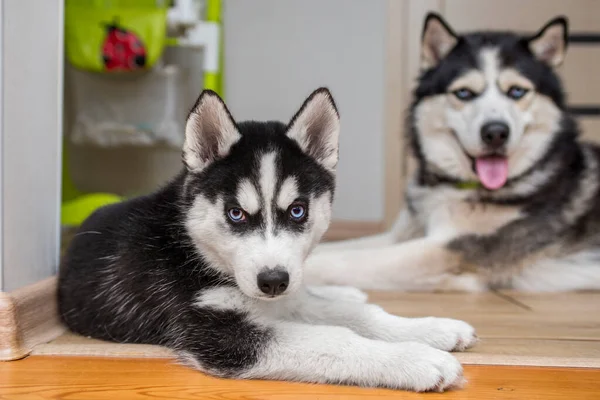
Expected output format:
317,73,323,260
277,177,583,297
481,121,510,149
257,269,289,296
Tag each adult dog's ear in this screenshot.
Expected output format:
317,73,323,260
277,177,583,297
421,12,458,70
286,88,340,172
527,16,569,67
183,90,241,172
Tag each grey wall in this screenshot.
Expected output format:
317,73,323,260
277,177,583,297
1,0,63,291
223,0,387,222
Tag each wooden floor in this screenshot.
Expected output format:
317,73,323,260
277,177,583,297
0,356,599,399
30,291,600,368
2,291,600,399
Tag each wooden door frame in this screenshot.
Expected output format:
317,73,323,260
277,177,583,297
382,0,444,228
0,0,4,290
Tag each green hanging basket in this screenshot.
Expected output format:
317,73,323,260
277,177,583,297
65,0,169,73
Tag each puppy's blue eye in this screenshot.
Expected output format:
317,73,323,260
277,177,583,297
507,86,529,100
288,203,307,222
452,88,477,101
227,208,246,222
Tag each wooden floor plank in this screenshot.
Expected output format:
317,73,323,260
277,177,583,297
28,291,600,368
458,338,600,368
32,334,600,369
464,338,600,358
0,356,599,400
368,291,600,340
502,292,600,312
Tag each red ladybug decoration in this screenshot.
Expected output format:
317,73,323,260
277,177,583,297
101,19,146,71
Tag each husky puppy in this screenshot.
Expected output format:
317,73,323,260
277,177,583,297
58,88,477,392
305,14,600,293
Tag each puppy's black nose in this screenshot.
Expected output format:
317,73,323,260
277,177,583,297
481,121,510,149
257,269,289,296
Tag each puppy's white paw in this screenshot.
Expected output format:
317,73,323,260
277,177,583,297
308,285,369,303
411,318,478,352
392,343,465,392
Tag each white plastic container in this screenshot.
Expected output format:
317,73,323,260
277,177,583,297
69,63,188,148
65,47,204,196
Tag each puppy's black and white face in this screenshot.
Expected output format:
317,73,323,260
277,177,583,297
413,14,569,190
182,89,339,299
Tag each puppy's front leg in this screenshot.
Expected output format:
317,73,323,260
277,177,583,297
285,288,478,352
305,237,484,292
241,322,465,392
307,285,369,303
189,287,464,391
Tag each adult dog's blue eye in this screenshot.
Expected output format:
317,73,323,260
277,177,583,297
227,208,246,222
288,203,307,222
452,88,477,101
507,86,529,100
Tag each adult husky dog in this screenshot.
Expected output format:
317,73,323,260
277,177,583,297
306,14,600,293
58,88,477,392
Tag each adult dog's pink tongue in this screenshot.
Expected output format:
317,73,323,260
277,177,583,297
475,156,508,190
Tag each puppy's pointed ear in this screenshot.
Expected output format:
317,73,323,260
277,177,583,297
183,90,241,172
421,12,458,70
286,88,340,172
527,16,568,67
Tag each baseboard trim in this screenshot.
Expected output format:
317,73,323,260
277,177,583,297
323,220,384,242
0,277,65,361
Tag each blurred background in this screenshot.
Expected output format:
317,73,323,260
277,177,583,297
1,0,599,291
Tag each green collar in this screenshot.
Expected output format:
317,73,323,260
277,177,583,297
454,181,481,190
